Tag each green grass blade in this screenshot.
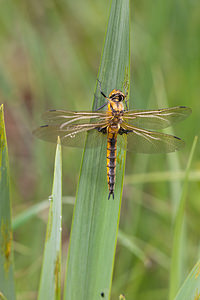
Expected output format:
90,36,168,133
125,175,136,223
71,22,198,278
0,105,16,300
118,230,147,264
169,136,198,300
38,138,62,300
118,230,170,270
64,1,130,299
12,196,74,231
125,170,200,184
152,67,182,216
174,260,200,300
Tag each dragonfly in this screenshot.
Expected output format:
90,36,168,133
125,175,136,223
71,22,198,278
33,82,191,199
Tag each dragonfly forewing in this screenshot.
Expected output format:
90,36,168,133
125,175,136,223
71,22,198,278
123,106,192,130
33,123,107,148
42,109,109,125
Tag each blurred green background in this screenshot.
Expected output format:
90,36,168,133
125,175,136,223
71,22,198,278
0,0,200,299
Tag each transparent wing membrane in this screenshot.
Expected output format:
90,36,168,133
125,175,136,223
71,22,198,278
33,123,107,148
123,106,191,130
119,123,185,153
42,109,109,125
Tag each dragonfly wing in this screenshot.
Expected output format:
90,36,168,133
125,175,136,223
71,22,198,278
123,106,191,130
42,110,109,125
33,123,107,148
118,123,185,153
34,109,110,148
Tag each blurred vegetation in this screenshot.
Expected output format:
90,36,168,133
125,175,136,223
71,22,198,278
0,0,199,299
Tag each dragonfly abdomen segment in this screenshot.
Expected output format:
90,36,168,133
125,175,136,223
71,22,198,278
107,130,118,200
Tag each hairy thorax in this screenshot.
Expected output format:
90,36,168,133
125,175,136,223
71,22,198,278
107,102,124,129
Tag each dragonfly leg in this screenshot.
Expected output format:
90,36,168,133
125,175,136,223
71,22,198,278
95,102,107,111
95,79,109,110
97,127,107,134
97,79,108,99
123,81,129,110
125,99,128,111
118,128,132,135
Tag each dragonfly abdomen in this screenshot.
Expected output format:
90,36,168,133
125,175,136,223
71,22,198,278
107,129,118,200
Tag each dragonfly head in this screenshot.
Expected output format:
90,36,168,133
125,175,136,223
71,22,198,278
109,89,125,102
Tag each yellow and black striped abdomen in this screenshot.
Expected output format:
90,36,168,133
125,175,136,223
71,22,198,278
107,128,118,200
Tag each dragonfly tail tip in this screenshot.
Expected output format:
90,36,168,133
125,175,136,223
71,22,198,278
108,191,114,200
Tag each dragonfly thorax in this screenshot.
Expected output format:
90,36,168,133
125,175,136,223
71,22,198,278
107,101,124,127
109,101,124,115
109,89,125,102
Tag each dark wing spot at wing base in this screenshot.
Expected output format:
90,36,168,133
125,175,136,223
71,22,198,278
40,125,49,128
174,136,181,140
49,109,57,112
